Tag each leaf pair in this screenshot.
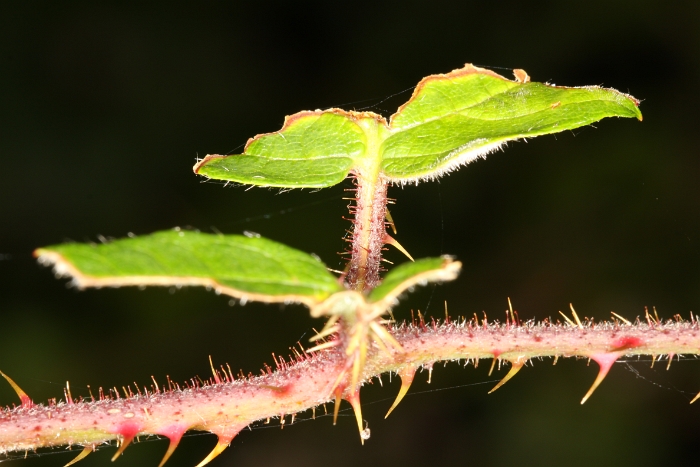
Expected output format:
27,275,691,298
194,64,641,188
35,229,459,315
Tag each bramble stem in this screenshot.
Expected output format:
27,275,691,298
342,117,389,293
344,174,388,291
2,316,699,458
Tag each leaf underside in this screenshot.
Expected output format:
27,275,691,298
368,256,461,304
34,230,343,305
194,64,642,188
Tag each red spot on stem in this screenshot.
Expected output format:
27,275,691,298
611,336,642,351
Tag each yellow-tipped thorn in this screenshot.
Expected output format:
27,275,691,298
385,367,416,418
581,353,618,404
507,297,515,323
193,437,231,467
488,359,524,394
610,311,631,325
332,386,343,426
369,320,404,353
385,207,397,235
310,316,340,342
305,340,339,353
569,303,583,328
0,370,33,408
209,355,221,385
111,436,134,462
383,234,414,262
64,446,92,467
558,310,576,327
157,436,183,467
690,391,700,404
346,390,365,445
488,357,498,377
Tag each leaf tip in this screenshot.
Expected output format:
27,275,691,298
193,154,225,175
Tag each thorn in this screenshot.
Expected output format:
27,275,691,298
488,358,498,377
558,310,576,327
332,385,343,426
507,297,515,324
569,304,583,328
209,356,221,385
383,233,414,262
667,353,675,370
111,435,135,461
488,359,524,393
369,321,403,353
610,311,631,325
310,317,340,341
155,426,186,467
645,306,656,326
385,367,416,418
65,381,73,405
0,370,33,408
346,390,365,445
193,436,232,467
581,353,618,404
691,391,700,404
63,446,92,467
385,208,397,234
305,340,339,353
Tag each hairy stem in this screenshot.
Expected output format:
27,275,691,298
2,316,699,462
344,117,389,292
344,175,388,291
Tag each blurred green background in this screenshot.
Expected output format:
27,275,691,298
2,1,699,466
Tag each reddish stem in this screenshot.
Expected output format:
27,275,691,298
344,174,389,291
2,317,699,458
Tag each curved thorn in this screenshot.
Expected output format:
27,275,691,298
581,353,618,404
157,433,184,467
346,390,365,445
0,370,33,408
193,436,231,467
111,435,135,462
385,367,416,419
488,359,524,394
63,446,92,467
383,234,414,262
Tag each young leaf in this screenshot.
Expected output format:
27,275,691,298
194,64,641,187
34,229,343,306
367,256,462,305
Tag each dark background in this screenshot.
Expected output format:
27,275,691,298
2,2,699,466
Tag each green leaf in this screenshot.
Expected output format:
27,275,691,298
195,110,375,188
368,256,461,304
34,229,343,306
194,64,641,187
